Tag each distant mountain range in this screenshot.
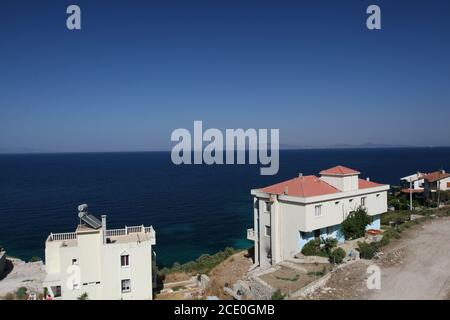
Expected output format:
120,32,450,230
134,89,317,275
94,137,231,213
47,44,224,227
0,143,448,154
278,143,416,150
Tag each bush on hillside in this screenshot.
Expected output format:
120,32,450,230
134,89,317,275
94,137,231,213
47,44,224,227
271,290,285,300
329,247,346,264
15,287,28,300
357,242,377,260
341,206,372,240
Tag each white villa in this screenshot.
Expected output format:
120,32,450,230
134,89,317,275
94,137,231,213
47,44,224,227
400,172,427,193
422,170,450,202
43,204,156,300
247,165,389,269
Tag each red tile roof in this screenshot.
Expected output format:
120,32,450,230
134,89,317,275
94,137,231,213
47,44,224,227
358,179,385,189
261,175,339,197
422,171,450,183
320,165,360,176
259,176,386,198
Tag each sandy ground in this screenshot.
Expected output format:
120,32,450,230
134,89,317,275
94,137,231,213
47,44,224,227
0,258,45,299
305,217,450,300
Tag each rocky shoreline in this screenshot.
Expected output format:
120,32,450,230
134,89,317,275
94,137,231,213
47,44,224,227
0,255,45,299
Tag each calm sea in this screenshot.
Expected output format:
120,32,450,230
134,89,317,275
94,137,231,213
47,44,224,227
1,148,449,266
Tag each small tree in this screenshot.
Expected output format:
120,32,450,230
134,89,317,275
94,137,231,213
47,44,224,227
77,292,89,300
15,287,28,300
341,206,372,240
329,247,346,264
271,290,285,300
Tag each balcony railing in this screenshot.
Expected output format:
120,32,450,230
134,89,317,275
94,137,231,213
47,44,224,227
48,232,77,241
48,225,156,243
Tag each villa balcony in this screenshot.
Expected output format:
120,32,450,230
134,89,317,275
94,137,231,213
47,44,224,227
247,228,256,241
47,225,156,246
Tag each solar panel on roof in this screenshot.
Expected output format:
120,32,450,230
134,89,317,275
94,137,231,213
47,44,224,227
82,214,102,229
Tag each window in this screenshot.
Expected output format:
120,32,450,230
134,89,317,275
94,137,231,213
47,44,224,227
265,225,271,237
264,202,271,212
121,279,131,293
335,201,340,205
52,286,62,298
72,258,78,265
120,254,130,267
349,199,354,203
314,205,322,217
361,197,367,207
376,194,380,197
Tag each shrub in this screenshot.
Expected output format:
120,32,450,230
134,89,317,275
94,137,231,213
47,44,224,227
341,207,372,240
329,248,346,264
381,211,410,226
271,290,285,300
77,292,89,300
301,239,322,256
28,256,42,262
15,287,28,300
322,238,337,256
301,238,332,257
158,247,239,276
357,242,377,260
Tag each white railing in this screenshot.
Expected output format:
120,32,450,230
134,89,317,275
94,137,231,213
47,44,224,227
106,228,127,237
106,225,155,237
49,225,155,241
49,232,77,241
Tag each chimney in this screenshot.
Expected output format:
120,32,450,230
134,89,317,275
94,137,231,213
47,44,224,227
441,169,446,174
298,173,303,178
366,177,370,181
101,215,107,244
284,186,289,195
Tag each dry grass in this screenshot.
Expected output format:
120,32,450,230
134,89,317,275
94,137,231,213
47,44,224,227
204,251,252,299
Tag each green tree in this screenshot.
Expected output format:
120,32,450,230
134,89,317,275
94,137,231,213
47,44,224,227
77,292,89,300
271,290,285,300
341,206,372,240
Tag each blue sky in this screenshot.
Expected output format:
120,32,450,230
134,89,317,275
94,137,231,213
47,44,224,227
1,0,450,152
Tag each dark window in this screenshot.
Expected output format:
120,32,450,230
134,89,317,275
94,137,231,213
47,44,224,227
121,279,131,292
120,254,130,267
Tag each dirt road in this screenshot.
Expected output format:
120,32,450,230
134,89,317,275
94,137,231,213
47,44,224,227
368,218,450,300
306,216,450,300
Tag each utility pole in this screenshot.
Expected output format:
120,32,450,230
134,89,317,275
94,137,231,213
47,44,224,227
437,170,441,207
410,178,413,211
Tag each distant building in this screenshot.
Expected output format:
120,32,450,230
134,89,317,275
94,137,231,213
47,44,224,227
43,204,156,300
400,172,426,194
422,170,450,203
247,165,389,269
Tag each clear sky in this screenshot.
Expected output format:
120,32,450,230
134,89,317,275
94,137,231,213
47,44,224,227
1,0,450,152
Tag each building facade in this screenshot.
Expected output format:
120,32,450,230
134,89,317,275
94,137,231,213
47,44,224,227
247,166,389,269
422,170,450,203
43,205,156,300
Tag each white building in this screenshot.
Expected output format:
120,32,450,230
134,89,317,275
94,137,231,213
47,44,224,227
422,170,450,202
247,165,389,269
400,172,426,192
43,205,156,300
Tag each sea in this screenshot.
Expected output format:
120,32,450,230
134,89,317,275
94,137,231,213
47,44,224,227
1,147,449,267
